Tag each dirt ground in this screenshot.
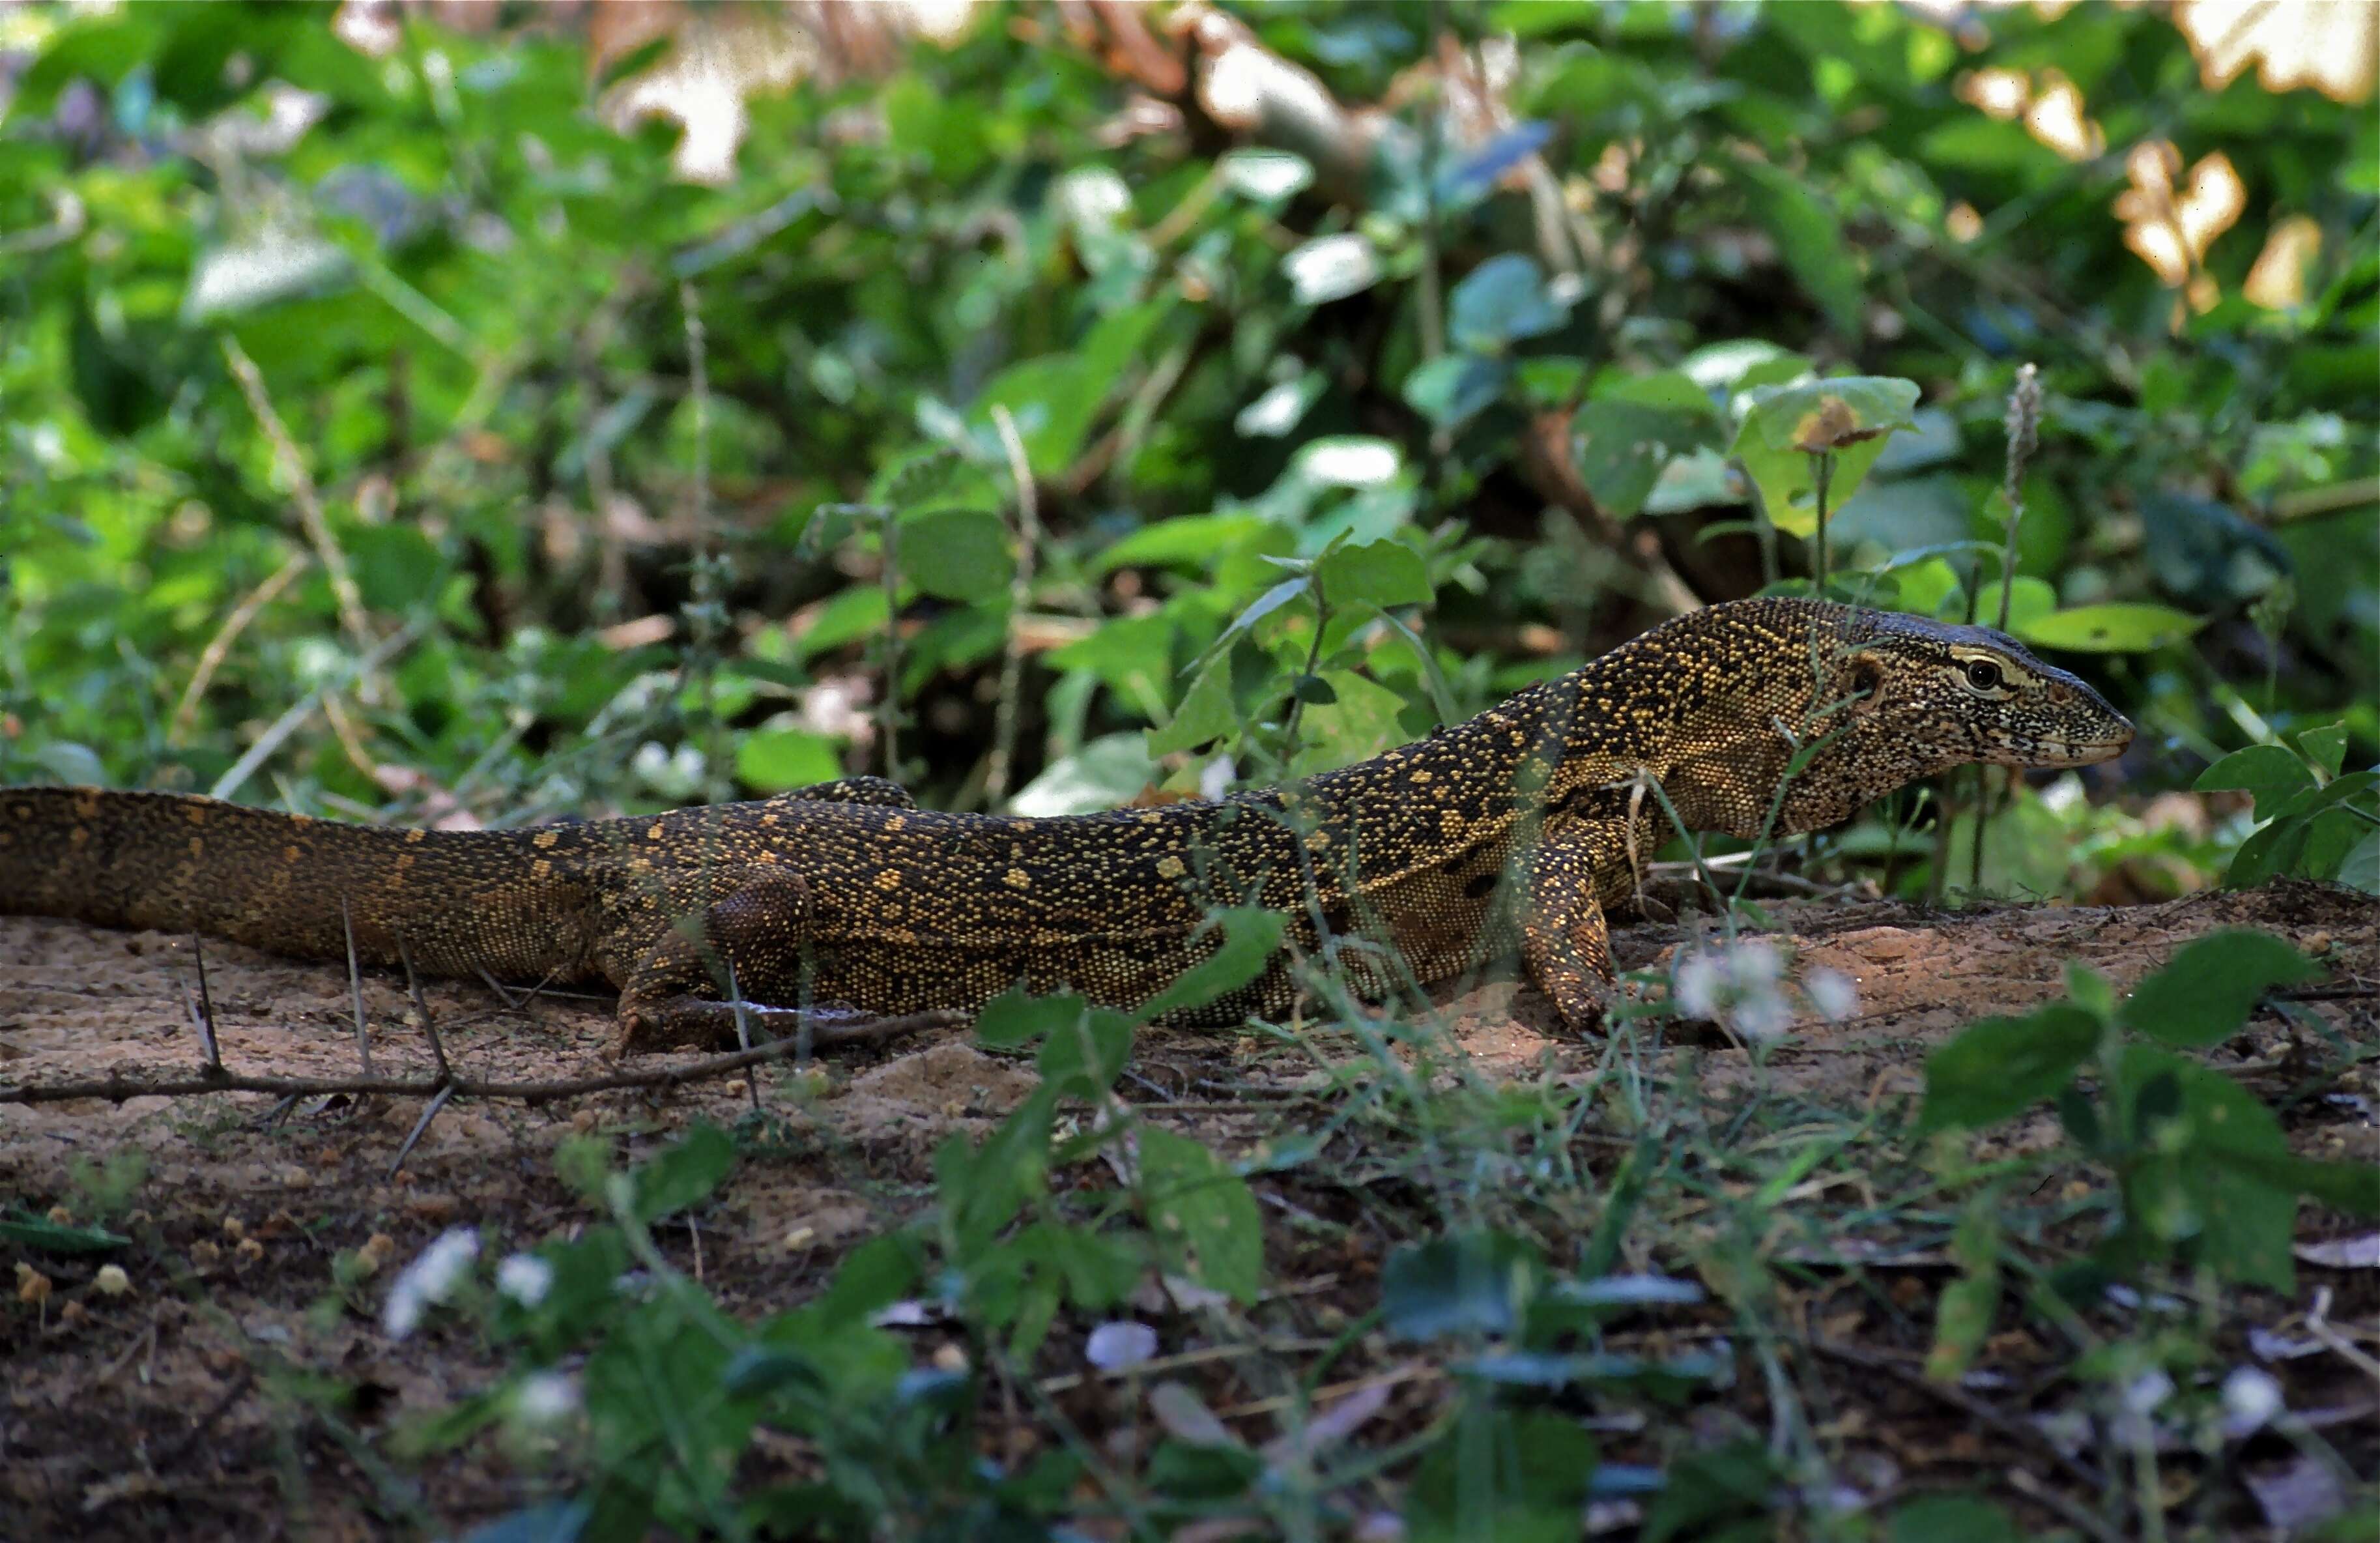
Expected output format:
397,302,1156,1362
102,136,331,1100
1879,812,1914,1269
3,883,2374,1539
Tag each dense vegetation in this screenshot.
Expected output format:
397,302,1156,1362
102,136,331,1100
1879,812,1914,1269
1,3,2373,1540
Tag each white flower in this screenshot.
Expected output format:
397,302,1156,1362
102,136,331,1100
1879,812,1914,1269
1725,938,1784,988
382,1226,480,1340
510,1370,579,1428
1732,992,1793,1044
1085,1320,1158,1371
1805,968,1860,1022
2222,1366,2284,1434
496,1252,554,1308
1673,951,1723,1020
2121,1369,2174,1416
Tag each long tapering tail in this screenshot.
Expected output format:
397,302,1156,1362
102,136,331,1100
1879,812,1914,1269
0,787,602,983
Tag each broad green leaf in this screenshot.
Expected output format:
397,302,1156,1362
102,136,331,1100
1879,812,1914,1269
1093,513,1269,574
900,507,1012,603
1317,539,1433,611
1037,1006,1134,1097
2119,930,2319,1048
1219,148,1313,203
1970,577,2059,633
2016,603,2201,654
1730,377,1919,538
1136,907,1287,1022
2341,829,2380,895
1146,659,1239,757
1287,669,1409,776
1448,253,1570,351
973,987,1091,1050
1139,1127,1263,1301
1405,1409,1598,1543
631,1123,736,1222
1402,353,1509,430
735,728,843,793
2119,1047,2298,1290
1007,734,1156,817
1917,1003,2100,1132
2196,744,2316,816
1572,401,1720,517
1383,1232,1542,1341
1734,160,1862,332
1888,1495,2022,1543
2297,720,2349,778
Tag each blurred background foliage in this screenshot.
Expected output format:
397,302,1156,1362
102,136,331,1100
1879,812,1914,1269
1,0,2373,900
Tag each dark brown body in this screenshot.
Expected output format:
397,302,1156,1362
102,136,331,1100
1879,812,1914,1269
0,599,2132,1048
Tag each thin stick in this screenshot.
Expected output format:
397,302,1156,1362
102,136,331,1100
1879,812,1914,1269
396,938,450,1080
1975,363,2044,891
170,549,308,743
386,1083,453,1179
984,405,1042,810
341,898,374,1076
190,938,222,1073
2,1011,960,1107
219,336,375,663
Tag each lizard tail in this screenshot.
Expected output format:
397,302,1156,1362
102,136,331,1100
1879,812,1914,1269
0,787,603,983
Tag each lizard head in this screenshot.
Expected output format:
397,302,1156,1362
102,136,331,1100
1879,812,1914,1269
1764,607,2134,832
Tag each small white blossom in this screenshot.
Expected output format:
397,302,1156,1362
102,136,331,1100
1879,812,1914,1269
1085,1320,1158,1371
1724,939,1783,988
496,1252,554,1308
1673,951,1723,1020
510,1370,579,1428
2222,1366,2284,1434
2121,1369,2174,1417
1732,992,1794,1043
382,1226,480,1340
1805,967,1860,1022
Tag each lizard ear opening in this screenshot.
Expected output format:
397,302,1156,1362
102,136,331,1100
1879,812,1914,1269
1843,654,1886,714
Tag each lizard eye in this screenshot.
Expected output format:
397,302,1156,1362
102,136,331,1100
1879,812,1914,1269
1962,659,2006,693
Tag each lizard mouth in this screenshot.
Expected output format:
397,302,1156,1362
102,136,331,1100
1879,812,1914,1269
2026,736,2132,767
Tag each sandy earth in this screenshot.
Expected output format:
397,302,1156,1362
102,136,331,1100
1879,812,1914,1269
1,882,2373,1538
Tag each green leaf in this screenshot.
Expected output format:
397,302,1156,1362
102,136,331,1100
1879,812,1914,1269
2196,744,2317,816
631,1123,736,1222
1734,160,1863,332
1383,1232,1542,1341
1288,669,1410,777
1317,540,1433,611
2015,603,2201,654
1093,513,1269,575
1405,1408,1598,1543
1146,659,1239,758
900,507,1013,603
1971,577,2059,633
2119,929,2319,1048
0,1210,129,1254
1448,253,1569,351
2118,1047,2298,1290
1139,1127,1263,1302
2341,830,2380,895
1402,353,1509,431
973,987,1091,1050
1136,907,1287,1023
1572,401,1720,518
735,728,843,793
1037,1005,1133,1098
2297,721,2350,779
1888,1495,2022,1543
1007,734,1157,817
1730,377,1919,538
1282,232,1379,306
1917,1003,2100,1132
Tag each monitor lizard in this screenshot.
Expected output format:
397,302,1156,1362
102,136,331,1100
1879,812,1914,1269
0,598,2132,1052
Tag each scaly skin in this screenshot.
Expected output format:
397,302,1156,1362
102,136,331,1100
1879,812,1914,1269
0,599,2133,1051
